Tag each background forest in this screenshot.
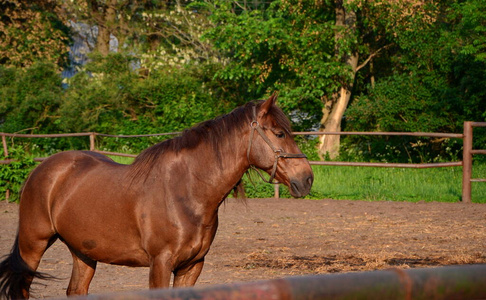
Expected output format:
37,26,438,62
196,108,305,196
1,0,485,164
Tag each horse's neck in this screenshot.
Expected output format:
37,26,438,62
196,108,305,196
188,136,249,203
142,132,249,213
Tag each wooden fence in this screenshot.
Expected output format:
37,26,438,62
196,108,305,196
64,264,486,300
1,121,485,202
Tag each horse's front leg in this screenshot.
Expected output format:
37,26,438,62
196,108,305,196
173,259,204,287
149,254,173,289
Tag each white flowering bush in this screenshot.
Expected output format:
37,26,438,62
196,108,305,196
138,4,221,71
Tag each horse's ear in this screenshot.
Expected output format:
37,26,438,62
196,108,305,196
259,91,279,118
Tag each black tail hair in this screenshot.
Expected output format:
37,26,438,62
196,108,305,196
0,236,53,299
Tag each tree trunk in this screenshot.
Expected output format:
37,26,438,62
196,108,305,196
318,0,358,159
95,0,117,55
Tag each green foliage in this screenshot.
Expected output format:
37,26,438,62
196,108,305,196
59,53,227,153
204,0,340,130
135,2,217,71
294,135,320,162
345,0,486,162
447,0,486,63
0,146,37,203
347,74,460,133
0,62,64,134
0,54,231,155
241,174,276,198
59,53,141,133
0,0,71,69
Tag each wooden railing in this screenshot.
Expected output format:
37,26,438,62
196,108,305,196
461,122,486,202
1,121,485,202
52,264,486,300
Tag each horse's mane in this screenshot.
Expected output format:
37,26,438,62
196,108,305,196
128,100,292,180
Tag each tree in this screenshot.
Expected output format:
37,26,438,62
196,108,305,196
0,0,70,69
445,0,486,125
447,0,486,63
91,0,118,55
59,0,133,55
136,1,219,71
350,0,486,131
205,0,338,123
318,0,358,159
204,0,375,157
318,0,448,158
344,0,486,161
206,0,451,159
59,0,210,60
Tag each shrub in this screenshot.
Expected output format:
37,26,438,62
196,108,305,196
0,146,37,202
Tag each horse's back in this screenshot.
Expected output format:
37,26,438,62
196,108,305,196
21,151,115,195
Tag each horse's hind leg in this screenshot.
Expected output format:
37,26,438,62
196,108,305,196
11,230,58,299
14,199,59,298
66,248,97,296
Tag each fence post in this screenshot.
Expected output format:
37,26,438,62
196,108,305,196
89,133,96,151
1,133,8,157
274,184,279,199
462,121,473,203
2,134,9,202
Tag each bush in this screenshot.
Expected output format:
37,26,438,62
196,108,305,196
59,54,229,154
0,62,63,134
0,146,37,202
344,73,466,163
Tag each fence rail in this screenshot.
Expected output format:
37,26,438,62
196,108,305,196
294,131,464,138
65,264,486,300
2,121,485,202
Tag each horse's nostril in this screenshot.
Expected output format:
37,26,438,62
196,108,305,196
289,180,303,198
307,176,314,187
291,181,299,192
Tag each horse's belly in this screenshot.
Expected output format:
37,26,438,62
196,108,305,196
55,205,150,267
95,249,150,267
62,235,150,267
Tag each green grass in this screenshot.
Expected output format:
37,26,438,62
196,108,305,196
308,164,486,203
106,154,485,203
108,155,134,164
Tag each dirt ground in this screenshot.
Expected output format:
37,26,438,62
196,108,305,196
1,198,485,298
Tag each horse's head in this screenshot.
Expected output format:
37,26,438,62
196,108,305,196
247,94,314,198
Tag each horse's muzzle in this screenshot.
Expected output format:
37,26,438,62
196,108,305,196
289,174,314,198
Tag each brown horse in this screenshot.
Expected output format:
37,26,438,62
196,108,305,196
0,94,313,298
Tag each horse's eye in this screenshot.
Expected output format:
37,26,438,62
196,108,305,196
275,132,286,139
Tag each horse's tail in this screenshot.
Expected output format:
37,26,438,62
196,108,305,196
0,236,52,299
